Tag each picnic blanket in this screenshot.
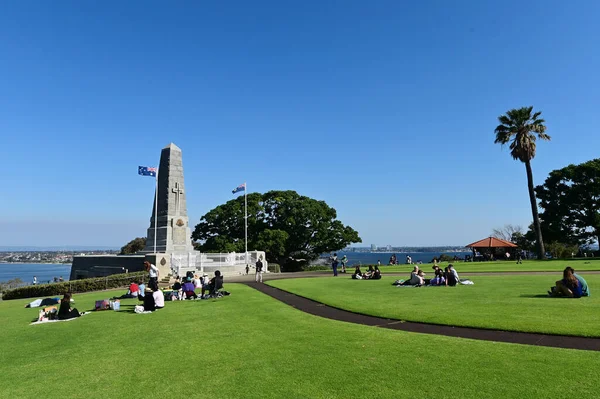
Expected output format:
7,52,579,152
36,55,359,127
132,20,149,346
30,312,91,326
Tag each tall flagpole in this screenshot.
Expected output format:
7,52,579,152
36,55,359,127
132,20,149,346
154,166,159,254
244,182,248,266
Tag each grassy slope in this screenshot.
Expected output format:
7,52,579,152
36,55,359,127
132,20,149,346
1,284,599,398
269,275,600,337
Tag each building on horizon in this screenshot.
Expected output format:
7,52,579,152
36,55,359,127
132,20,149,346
370,244,376,251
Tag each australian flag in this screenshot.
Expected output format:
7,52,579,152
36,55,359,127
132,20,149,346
138,166,157,177
232,183,246,194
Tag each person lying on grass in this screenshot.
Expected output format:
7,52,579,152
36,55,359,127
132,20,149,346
549,267,590,298
58,293,83,320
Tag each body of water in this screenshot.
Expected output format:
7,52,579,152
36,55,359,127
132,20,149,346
316,252,472,266
0,263,72,284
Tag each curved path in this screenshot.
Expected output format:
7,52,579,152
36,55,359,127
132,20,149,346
245,281,600,352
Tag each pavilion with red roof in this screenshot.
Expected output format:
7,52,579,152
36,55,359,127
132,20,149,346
466,237,518,261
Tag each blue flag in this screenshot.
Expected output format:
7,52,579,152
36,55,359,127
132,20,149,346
232,183,246,194
138,166,157,177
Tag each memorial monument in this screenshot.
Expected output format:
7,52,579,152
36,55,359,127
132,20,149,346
142,143,195,254
70,143,265,281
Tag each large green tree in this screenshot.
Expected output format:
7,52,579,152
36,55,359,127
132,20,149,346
120,237,146,254
494,106,551,259
192,190,361,271
535,159,600,246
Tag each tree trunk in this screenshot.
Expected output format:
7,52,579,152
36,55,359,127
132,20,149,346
525,160,546,260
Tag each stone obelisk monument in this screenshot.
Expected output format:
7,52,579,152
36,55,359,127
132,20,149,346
142,143,195,275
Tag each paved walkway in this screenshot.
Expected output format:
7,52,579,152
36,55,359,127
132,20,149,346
244,280,600,352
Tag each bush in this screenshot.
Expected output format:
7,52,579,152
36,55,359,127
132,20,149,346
546,242,580,260
267,263,281,273
2,272,147,300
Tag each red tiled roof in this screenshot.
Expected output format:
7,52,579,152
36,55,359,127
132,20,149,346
466,237,518,248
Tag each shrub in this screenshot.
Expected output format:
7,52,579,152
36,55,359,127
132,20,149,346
2,272,147,300
546,242,580,259
267,263,281,273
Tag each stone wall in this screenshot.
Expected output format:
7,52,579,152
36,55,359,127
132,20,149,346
70,255,145,280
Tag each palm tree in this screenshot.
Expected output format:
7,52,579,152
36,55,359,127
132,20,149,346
494,106,551,260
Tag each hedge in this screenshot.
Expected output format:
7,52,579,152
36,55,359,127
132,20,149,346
2,272,147,300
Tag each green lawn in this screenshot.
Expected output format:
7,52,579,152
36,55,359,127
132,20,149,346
268,275,600,337
330,259,600,273
1,284,599,398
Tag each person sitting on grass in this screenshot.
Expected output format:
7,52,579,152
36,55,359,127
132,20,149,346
143,288,156,311
137,282,146,301
182,280,197,300
573,268,590,297
549,267,585,298
405,266,422,285
352,266,363,280
364,265,375,279
58,293,82,320
113,281,139,300
172,277,183,300
201,270,223,298
430,268,446,286
371,265,382,280
445,264,462,286
153,287,165,309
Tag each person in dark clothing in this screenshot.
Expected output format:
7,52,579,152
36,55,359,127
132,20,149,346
143,290,156,311
331,253,339,276
172,277,183,300
371,266,382,280
352,266,363,279
202,270,223,298
445,267,457,287
58,293,81,320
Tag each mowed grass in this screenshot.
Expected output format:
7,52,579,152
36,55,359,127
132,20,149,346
1,284,599,398
344,259,600,273
268,275,600,337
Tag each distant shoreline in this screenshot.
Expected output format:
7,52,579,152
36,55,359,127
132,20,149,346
0,262,72,266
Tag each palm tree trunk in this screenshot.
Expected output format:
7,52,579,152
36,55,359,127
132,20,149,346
525,160,546,260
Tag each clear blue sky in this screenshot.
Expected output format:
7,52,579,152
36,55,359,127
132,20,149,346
1,1,599,248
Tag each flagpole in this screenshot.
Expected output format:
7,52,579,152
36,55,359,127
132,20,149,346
154,166,159,254
244,182,248,266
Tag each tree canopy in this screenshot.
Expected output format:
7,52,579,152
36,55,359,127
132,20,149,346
494,106,551,259
120,237,147,255
535,159,600,246
192,190,361,271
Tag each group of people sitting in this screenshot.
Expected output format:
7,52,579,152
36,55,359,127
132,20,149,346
352,265,382,280
171,270,224,300
394,264,464,287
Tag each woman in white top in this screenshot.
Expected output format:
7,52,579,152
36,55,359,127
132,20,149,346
153,288,165,309
144,261,159,291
